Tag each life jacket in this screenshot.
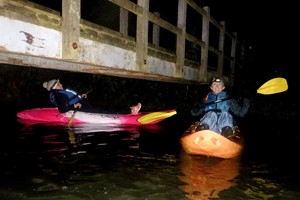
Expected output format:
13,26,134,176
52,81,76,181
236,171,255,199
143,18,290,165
49,89,82,106
204,91,230,112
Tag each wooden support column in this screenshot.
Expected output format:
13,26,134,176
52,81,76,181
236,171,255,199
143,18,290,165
152,12,160,47
120,7,128,36
136,0,149,72
230,32,238,86
175,0,187,78
62,0,80,60
217,21,225,77
199,6,210,82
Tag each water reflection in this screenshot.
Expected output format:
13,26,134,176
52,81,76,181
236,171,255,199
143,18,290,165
17,119,166,157
178,151,240,200
2,118,299,199
10,120,185,199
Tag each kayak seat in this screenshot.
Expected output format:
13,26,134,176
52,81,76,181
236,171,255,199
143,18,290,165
196,123,209,131
221,126,233,137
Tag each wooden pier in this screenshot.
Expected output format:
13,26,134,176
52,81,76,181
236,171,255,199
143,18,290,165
0,0,245,86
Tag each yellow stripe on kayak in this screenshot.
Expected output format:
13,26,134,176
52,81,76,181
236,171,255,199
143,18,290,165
138,111,177,124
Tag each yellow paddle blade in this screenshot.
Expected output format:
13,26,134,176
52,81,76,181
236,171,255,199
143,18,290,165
68,111,77,128
138,110,177,124
257,78,288,95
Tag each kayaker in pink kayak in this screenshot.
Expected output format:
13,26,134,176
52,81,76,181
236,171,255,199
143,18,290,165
43,79,141,115
191,77,250,137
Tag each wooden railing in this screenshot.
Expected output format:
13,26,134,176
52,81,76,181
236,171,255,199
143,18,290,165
0,0,245,86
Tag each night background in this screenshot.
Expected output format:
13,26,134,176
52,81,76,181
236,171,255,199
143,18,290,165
0,1,299,199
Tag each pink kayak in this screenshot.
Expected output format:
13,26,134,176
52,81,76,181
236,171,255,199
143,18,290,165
17,107,177,126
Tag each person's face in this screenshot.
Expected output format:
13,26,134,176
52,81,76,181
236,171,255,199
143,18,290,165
210,82,225,94
53,81,63,90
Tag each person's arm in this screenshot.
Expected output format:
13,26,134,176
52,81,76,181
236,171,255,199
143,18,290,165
55,93,78,113
229,98,251,117
191,99,206,116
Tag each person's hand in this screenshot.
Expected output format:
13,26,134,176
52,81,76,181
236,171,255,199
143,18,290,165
81,93,88,99
74,103,82,109
243,90,252,99
191,102,205,116
242,90,254,103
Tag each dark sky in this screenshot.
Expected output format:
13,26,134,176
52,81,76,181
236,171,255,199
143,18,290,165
196,0,297,88
150,0,297,81
197,1,297,66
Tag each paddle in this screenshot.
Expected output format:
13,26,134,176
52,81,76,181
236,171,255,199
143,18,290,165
257,77,288,95
207,77,288,104
137,110,177,124
191,77,288,116
68,78,287,126
68,109,78,128
67,89,94,128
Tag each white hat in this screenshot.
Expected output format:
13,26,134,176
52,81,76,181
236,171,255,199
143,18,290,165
43,79,59,91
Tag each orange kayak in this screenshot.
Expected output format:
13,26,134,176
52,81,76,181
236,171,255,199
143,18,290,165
181,122,244,159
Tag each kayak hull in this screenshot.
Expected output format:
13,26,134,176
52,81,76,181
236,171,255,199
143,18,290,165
181,122,244,159
17,107,177,126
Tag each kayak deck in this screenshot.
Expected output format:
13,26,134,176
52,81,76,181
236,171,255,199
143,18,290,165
181,121,244,159
17,107,177,126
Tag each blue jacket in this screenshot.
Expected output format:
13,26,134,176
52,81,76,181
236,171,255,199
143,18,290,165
191,91,250,117
49,89,82,113
205,91,230,112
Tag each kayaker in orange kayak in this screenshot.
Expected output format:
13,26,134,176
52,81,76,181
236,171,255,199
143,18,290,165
191,77,250,137
42,79,141,115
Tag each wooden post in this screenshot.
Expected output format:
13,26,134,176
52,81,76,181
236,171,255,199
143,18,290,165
217,21,225,77
62,0,80,60
152,12,160,47
230,32,238,85
136,0,149,72
120,7,128,36
175,0,187,78
199,6,210,82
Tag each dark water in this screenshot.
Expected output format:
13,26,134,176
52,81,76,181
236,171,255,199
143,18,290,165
1,111,300,200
